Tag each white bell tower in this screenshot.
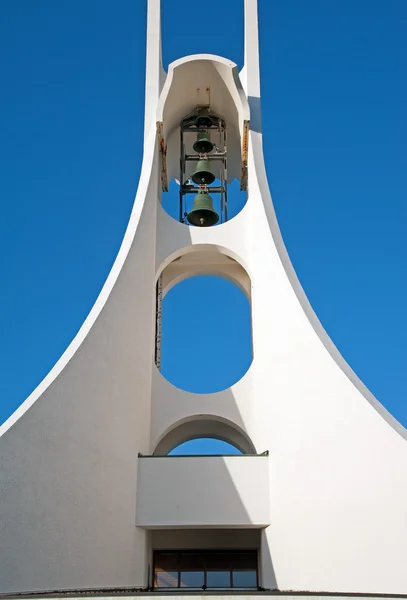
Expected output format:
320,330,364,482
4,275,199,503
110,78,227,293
1,0,407,596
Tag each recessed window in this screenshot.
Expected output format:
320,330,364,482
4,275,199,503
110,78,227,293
153,550,258,590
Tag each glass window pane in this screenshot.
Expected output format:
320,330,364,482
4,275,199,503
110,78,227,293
206,570,231,588
180,571,204,588
232,570,257,588
155,571,179,588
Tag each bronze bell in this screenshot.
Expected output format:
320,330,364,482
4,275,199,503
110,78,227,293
187,192,219,227
191,158,215,185
193,131,214,154
194,108,212,128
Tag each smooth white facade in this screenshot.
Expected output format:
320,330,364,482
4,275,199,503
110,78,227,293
136,456,270,529
1,0,407,596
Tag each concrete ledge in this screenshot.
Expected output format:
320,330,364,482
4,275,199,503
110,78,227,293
136,455,270,529
2,592,407,600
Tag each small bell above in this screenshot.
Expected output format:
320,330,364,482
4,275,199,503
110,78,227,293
187,192,219,227
191,158,215,185
193,131,214,154
194,108,212,129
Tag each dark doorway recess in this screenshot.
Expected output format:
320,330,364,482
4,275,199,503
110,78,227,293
153,549,258,590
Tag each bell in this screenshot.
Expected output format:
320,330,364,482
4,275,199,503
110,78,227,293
194,108,212,128
193,131,214,154
191,158,215,185
187,193,219,227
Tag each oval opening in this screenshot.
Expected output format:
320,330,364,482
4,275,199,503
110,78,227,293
161,178,247,226
160,275,252,393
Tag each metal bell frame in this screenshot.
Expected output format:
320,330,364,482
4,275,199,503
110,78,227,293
178,106,228,226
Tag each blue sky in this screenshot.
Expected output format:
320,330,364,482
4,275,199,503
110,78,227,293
0,0,406,446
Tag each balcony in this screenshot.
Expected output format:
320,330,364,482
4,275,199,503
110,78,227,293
136,454,270,529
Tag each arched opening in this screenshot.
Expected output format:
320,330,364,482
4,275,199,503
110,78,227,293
169,438,242,456
158,274,252,393
153,416,256,456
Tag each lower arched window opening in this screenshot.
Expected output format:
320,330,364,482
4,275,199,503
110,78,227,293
169,438,242,456
153,416,257,456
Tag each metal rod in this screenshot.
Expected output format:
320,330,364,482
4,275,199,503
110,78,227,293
154,275,163,370
218,120,224,223
180,125,220,133
179,128,184,222
181,186,226,194
184,153,226,161
179,189,183,222
224,125,228,222
224,169,228,222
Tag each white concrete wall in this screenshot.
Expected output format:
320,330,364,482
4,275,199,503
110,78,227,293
136,456,270,529
0,1,164,592
0,149,160,593
241,1,407,594
151,367,256,455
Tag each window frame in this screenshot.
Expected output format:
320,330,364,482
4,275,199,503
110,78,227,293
153,549,259,590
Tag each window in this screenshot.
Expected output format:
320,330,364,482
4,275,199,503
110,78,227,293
153,550,258,590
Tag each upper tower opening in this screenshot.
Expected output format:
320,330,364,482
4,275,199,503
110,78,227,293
157,55,250,226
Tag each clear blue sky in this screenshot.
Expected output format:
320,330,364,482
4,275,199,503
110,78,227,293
0,0,406,448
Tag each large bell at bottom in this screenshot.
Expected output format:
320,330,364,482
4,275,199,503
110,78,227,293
187,193,219,227
191,159,215,185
